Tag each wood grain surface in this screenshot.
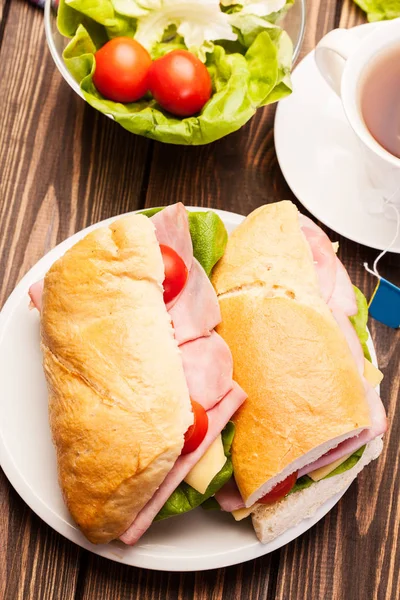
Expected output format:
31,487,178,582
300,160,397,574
0,1,399,599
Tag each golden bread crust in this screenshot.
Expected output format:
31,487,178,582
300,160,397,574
217,295,371,502
41,215,192,543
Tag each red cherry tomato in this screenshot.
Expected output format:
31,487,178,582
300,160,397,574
148,50,212,117
93,38,151,103
182,400,208,455
160,244,188,304
258,471,298,504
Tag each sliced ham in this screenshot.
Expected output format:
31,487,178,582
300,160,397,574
299,381,387,477
215,478,245,512
299,214,357,316
169,258,221,345
29,280,44,311
299,215,337,303
119,382,247,545
180,331,233,411
328,257,358,317
151,203,193,272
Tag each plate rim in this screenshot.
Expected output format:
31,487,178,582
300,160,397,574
0,206,379,571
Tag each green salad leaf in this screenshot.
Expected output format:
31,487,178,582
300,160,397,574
188,211,228,276
353,0,400,21
290,475,314,494
155,422,235,521
349,286,372,361
201,496,222,511
58,0,293,145
113,0,237,55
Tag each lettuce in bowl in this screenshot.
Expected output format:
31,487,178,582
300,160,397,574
57,0,293,144
353,0,400,21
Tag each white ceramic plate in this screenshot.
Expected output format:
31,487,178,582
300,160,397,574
0,207,377,571
274,26,400,254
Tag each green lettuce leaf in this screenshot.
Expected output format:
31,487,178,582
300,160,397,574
155,422,235,521
188,211,228,276
58,2,293,145
139,207,164,218
349,285,372,361
201,496,221,511
290,475,314,494
116,0,237,55
353,0,400,21
58,0,137,38
139,207,228,276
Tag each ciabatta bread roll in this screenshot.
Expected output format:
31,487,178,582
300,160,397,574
212,201,372,507
41,215,193,543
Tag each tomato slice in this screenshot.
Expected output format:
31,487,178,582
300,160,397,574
160,244,188,304
258,471,298,504
181,400,208,455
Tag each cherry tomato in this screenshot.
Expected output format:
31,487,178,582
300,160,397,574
160,244,188,304
258,471,298,504
93,38,151,103
182,400,208,455
148,50,212,117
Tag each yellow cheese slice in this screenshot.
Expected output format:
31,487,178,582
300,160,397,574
363,358,383,388
231,506,255,521
184,435,226,494
308,452,353,481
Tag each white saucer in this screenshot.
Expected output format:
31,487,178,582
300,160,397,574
274,38,400,254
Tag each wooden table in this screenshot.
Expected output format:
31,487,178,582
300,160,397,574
0,0,399,598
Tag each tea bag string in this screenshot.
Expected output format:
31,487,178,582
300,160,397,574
364,196,400,279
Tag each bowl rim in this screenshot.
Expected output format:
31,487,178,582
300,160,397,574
44,0,307,104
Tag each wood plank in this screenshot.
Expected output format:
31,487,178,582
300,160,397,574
77,551,282,599
0,473,81,600
0,0,9,30
0,1,152,598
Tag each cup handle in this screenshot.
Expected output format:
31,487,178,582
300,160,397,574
315,29,363,96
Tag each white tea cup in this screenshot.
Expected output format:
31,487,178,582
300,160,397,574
315,20,400,218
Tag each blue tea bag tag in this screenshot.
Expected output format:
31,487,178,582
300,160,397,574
363,201,400,329
368,278,400,329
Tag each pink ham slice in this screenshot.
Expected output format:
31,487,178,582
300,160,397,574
120,382,247,545
180,331,233,411
151,203,193,272
299,214,337,303
151,206,220,341
215,478,245,512
329,257,358,317
29,280,44,311
300,214,357,316
298,382,387,477
169,258,221,345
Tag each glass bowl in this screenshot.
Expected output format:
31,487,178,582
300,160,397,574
44,0,306,106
